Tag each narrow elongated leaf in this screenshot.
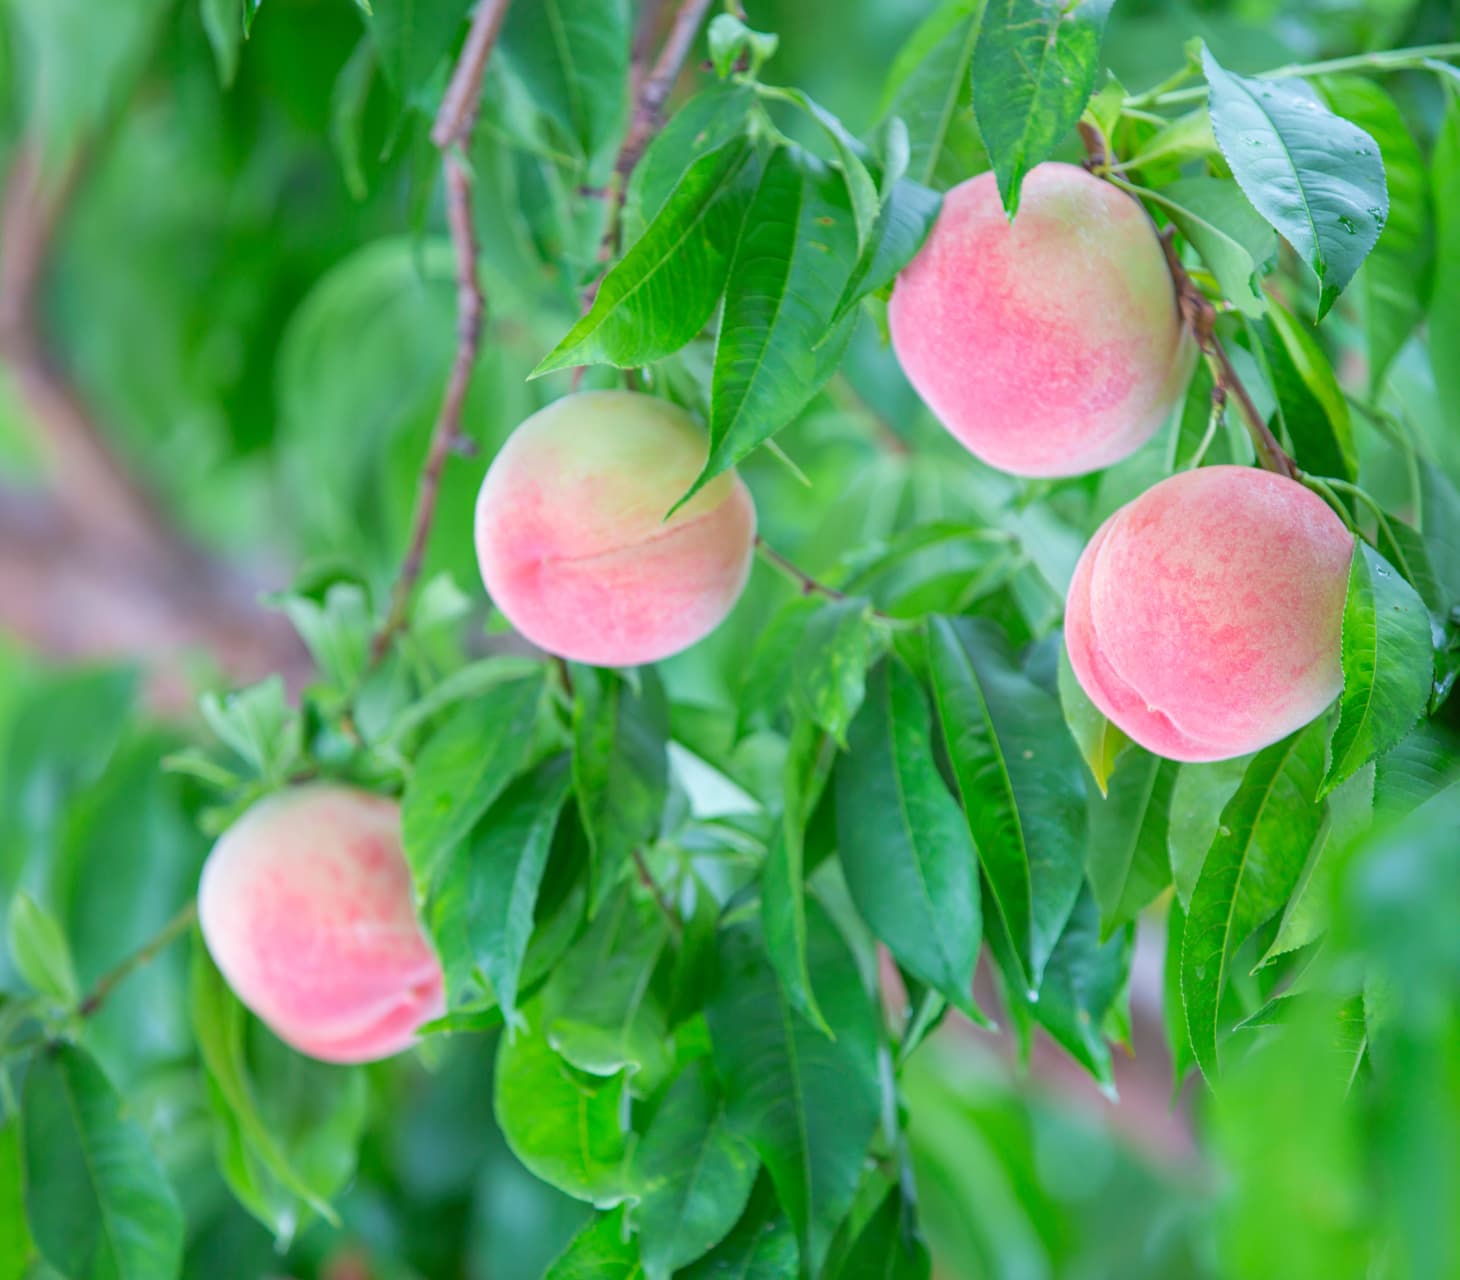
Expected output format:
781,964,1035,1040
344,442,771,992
1057,643,1129,794
695,147,858,495
572,666,669,911
22,1045,183,1280
1086,749,1179,939
430,755,572,1017
1203,47,1388,317
545,1207,641,1279
763,720,834,1035
635,1061,759,1279
201,0,243,85
929,617,1085,989
793,599,879,747
534,137,754,374
971,0,1115,216
6,891,79,1007
828,167,942,327
1256,304,1358,481
401,673,545,897
501,0,630,171
1168,755,1250,909
625,84,755,235
1182,721,1329,1079
495,1006,628,1205
1321,76,1432,391
707,912,880,1276
878,0,982,188
0,1121,31,1277
1149,177,1276,317
837,661,981,1009
1324,542,1432,793
1431,95,1460,444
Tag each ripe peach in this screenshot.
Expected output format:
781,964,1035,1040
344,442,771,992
1064,466,1352,762
889,162,1194,477
198,785,443,1063
474,391,756,666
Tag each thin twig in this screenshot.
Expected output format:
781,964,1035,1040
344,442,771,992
371,0,513,661
77,900,198,1019
633,848,682,938
755,535,848,601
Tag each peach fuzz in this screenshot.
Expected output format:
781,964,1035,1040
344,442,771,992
474,390,756,667
1064,466,1352,763
889,162,1195,477
198,785,444,1064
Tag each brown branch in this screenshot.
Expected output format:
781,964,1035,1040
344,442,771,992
371,0,513,662
755,535,848,601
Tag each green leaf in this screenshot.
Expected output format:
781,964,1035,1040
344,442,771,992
199,676,301,784
1057,642,1129,794
1320,76,1432,392
1203,46,1388,318
494,1006,628,1205
540,886,672,1086
273,581,372,693
1163,900,1195,1094
430,755,573,1016
624,84,755,235
971,0,1115,217
6,891,79,1008
827,162,942,328
0,1121,34,1277
1181,720,1329,1080
367,0,470,101
793,599,879,747
837,660,981,1010
1168,755,1250,909
572,666,669,912
694,146,858,495
21,1045,183,1280
1028,886,1132,1090
200,0,244,86
501,0,630,172
1086,749,1179,939
190,942,353,1238
1324,542,1432,794
1148,176,1276,317
762,720,834,1035
832,1184,931,1279
929,617,1086,990
330,37,376,201
878,0,983,188
534,136,755,374
401,673,545,898
681,1178,800,1279
544,1207,642,1279
707,911,881,1275
634,1060,759,1280
707,13,778,79
1431,94,1460,446
1255,304,1358,481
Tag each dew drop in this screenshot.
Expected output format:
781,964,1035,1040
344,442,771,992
1337,215,1358,235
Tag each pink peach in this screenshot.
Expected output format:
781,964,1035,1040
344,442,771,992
474,391,756,666
198,785,443,1063
889,162,1194,477
1064,466,1352,763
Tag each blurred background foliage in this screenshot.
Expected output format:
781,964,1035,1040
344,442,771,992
1,0,1459,1277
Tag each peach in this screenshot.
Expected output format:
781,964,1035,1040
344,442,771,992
889,162,1194,477
1064,466,1352,763
474,391,756,666
198,785,443,1063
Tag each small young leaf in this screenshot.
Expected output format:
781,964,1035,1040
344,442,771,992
971,0,1115,217
1203,47,1388,318
6,891,79,1008
707,13,779,79
837,660,981,1011
22,1045,183,1280
1323,542,1432,793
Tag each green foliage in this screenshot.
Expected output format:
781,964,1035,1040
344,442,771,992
4,3,1460,1279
